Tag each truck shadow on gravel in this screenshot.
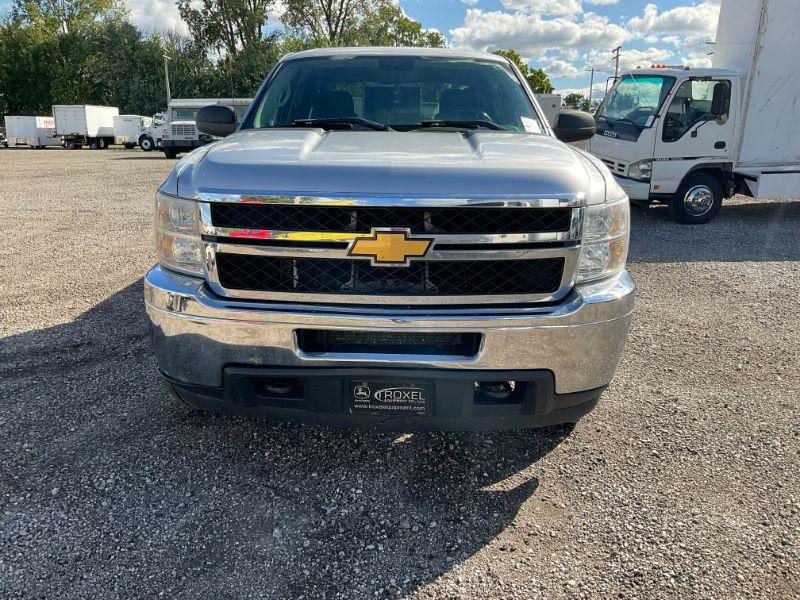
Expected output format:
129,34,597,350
629,198,800,263
0,279,571,599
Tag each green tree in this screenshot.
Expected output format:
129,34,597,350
177,0,276,57
357,4,446,47
492,49,555,94
563,92,590,111
282,0,443,47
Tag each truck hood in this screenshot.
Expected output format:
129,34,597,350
168,128,609,202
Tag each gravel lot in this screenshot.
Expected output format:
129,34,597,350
1,148,799,599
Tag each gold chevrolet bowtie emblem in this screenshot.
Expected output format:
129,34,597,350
348,228,433,267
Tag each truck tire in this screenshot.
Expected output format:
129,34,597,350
163,146,178,159
97,138,108,150
669,173,723,224
139,135,154,151
124,143,136,150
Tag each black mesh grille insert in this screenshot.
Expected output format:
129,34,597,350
215,254,565,296
211,204,572,234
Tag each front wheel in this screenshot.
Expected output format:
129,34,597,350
139,136,154,151
669,173,723,224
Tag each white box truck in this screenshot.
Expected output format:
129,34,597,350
113,115,152,149
161,98,251,158
4,116,60,148
534,94,562,127
588,0,800,223
53,105,119,150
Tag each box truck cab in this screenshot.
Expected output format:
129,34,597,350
161,98,251,158
139,112,166,151
589,0,800,223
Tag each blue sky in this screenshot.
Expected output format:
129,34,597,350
398,0,720,94
1,0,721,95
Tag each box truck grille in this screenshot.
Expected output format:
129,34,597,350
171,124,196,137
215,254,565,297
210,204,573,235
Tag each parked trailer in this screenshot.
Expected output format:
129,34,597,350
53,105,119,150
534,94,562,127
161,98,251,158
114,115,152,149
4,116,61,148
588,0,800,223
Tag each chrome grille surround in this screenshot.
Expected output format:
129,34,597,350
196,193,585,305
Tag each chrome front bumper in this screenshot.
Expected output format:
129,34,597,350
144,266,635,395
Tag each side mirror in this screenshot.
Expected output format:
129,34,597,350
553,110,596,143
196,105,237,137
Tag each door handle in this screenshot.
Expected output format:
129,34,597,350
714,141,726,149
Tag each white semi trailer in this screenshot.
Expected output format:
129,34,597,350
588,0,800,223
53,105,119,150
114,115,152,149
161,98,251,158
3,116,61,148
534,94,562,127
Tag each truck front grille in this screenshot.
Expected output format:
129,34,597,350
210,204,573,235
201,196,583,305
216,254,565,297
171,124,196,137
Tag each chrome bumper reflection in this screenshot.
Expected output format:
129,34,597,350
144,266,635,394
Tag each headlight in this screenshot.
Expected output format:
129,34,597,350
155,191,204,276
577,196,630,283
628,159,652,181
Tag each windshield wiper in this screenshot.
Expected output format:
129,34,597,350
290,117,392,132
417,120,507,131
607,116,643,129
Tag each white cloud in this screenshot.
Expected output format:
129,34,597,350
538,56,582,77
585,0,619,5
556,82,608,99
628,1,720,42
500,0,582,16
450,9,631,57
460,0,479,5
125,0,188,34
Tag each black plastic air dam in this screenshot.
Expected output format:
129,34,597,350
162,367,605,432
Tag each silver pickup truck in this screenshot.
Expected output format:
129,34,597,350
145,47,635,430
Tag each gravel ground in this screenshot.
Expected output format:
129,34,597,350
1,148,799,599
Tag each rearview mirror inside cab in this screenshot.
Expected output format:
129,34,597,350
553,110,596,143
196,105,237,137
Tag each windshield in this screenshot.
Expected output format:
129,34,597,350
597,74,675,128
244,55,542,133
171,108,200,121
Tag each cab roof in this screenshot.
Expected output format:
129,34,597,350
622,67,742,78
282,46,508,63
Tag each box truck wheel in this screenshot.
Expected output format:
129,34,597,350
139,135,154,151
97,138,108,150
669,173,723,224
163,147,178,159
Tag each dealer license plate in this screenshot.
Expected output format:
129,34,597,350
348,380,431,416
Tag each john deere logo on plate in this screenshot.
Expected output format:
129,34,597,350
348,228,433,267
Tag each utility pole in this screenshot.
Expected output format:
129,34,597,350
611,46,622,81
163,54,172,105
585,66,595,111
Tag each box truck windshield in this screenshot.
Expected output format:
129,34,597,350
172,108,200,120
597,74,675,129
